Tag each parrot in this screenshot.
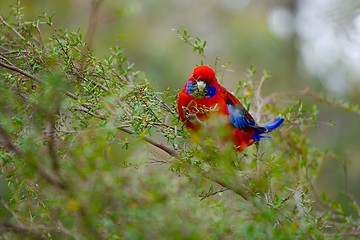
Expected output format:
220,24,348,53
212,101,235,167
177,65,284,151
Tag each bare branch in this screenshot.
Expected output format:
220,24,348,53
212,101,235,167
118,126,179,158
254,74,266,122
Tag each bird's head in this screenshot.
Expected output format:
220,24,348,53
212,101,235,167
184,65,218,99
192,65,216,84
189,65,218,96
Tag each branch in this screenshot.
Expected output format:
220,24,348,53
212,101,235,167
77,75,109,92
0,60,43,84
324,231,360,237
85,0,103,50
72,106,107,120
0,221,46,240
200,187,229,201
0,59,79,101
118,126,251,200
342,153,359,208
118,126,179,158
1,199,72,238
153,95,175,115
48,112,60,172
0,15,25,40
38,167,67,190
0,124,23,157
198,168,250,200
0,124,66,190
254,74,266,122
263,87,360,116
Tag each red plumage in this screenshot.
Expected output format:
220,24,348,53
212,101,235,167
177,65,284,151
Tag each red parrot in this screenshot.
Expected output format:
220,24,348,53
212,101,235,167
177,65,284,151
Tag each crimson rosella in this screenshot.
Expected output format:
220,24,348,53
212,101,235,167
177,65,284,151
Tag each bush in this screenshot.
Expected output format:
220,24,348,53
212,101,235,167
1,2,360,239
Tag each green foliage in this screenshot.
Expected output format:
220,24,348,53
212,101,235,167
176,28,207,58
1,2,360,240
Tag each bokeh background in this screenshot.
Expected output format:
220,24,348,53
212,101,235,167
1,0,360,202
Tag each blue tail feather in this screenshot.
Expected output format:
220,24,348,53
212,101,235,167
253,117,284,142
262,117,284,132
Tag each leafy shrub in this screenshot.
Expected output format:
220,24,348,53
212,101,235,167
1,2,360,239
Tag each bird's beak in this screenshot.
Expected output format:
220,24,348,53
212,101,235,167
196,81,206,92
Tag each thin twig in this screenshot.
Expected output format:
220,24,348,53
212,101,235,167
323,231,360,237
117,126,252,200
118,126,179,158
38,167,67,190
78,75,109,92
153,95,175,115
0,55,109,122
342,153,359,207
343,152,350,197
48,112,60,172
293,185,306,217
255,74,266,122
85,0,103,50
0,60,43,84
72,106,106,120
0,221,46,240
200,187,229,201
0,124,24,157
0,59,79,100
262,88,310,105
0,124,66,189
1,201,24,228
0,15,25,40
149,158,171,165
278,131,335,212
0,55,15,65
263,87,360,116
199,169,250,200
35,19,46,49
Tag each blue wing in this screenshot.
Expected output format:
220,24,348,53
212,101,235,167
224,91,284,142
227,104,259,129
225,94,265,131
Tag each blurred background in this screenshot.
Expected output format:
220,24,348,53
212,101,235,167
1,0,360,203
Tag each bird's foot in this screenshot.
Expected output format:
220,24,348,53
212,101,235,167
186,113,206,127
